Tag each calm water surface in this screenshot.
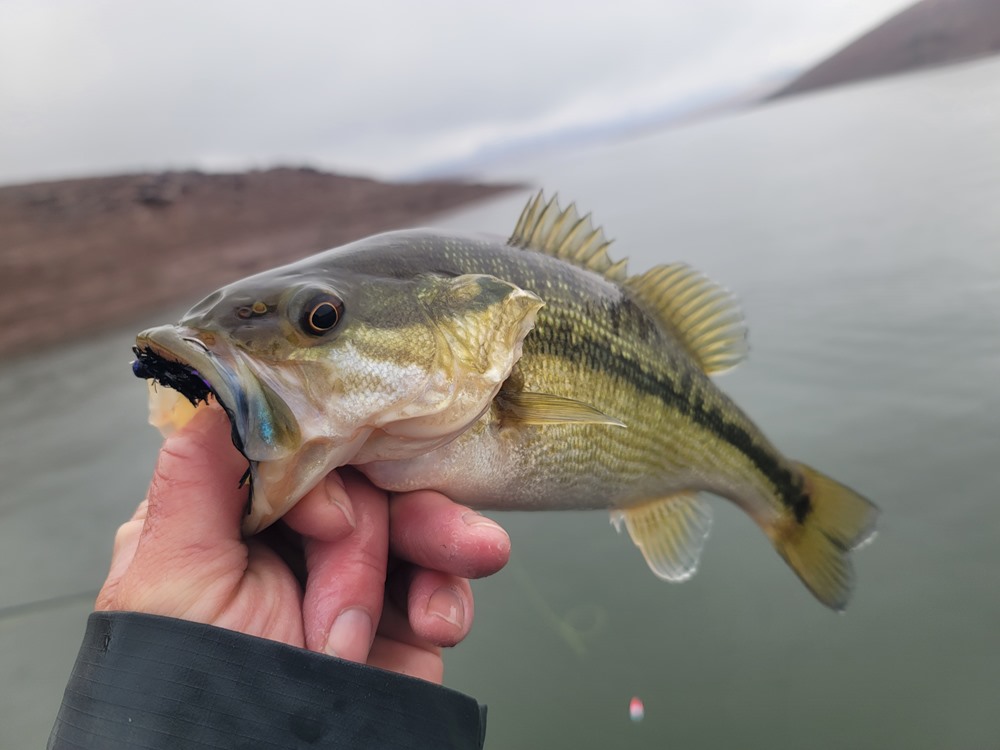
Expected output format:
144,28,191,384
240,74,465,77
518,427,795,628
3,57,999,748
437,57,1000,750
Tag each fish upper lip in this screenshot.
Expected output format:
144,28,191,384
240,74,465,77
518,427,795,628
135,327,227,386
181,336,210,353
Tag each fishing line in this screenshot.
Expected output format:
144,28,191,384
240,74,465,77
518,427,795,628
0,589,99,621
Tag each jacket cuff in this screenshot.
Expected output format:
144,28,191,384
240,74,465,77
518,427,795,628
49,611,486,749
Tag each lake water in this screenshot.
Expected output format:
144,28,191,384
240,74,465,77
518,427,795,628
3,56,1000,748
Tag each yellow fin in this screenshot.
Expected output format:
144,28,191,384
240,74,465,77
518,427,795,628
771,463,879,611
624,263,748,374
613,493,713,582
508,191,629,282
496,391,626,427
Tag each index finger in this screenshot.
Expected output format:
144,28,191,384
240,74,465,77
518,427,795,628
389,491,510,579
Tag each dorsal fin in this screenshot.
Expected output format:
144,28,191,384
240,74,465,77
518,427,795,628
508,191,629,282
624,264,748,375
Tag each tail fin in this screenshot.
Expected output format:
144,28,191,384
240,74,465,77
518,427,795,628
772,463,879,611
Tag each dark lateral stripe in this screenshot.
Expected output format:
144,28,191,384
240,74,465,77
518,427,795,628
347,238,813,520
538,317,811,521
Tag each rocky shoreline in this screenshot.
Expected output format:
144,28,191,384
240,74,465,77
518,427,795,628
0,168,515,358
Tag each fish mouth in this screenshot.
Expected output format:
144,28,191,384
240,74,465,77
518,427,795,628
134,325,312,536
133,325,250,454
132,325,301,462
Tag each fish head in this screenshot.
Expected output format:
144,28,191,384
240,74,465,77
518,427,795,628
134,261,542,533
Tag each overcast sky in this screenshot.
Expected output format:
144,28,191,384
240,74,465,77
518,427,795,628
0,0,916,186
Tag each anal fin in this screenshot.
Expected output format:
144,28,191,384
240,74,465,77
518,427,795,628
613,493,713,582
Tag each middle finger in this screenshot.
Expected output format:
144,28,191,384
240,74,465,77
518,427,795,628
301,470,389,662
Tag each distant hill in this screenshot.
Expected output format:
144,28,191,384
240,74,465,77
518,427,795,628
770,0,1000,99
0,168,514,357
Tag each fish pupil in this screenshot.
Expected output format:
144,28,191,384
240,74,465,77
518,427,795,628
306,300,340,333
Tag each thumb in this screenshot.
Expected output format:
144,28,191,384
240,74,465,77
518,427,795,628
143,404,250,546
113,404,250,613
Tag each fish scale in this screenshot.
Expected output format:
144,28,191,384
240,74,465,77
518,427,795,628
351,246,770,509
133,192,878,610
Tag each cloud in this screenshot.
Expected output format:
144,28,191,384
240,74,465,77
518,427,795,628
0,0,915,184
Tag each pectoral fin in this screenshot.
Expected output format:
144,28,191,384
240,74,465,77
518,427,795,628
613,493,713,582
497,391,626,427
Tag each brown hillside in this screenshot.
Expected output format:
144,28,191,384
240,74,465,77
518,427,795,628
0,168,515,358
770,0,1000,99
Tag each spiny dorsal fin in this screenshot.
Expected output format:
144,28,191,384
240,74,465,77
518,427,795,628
612,493,713,582
509,191,629,282
624,264,748,375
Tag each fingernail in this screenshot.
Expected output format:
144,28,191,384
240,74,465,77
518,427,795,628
324,607,372,660
462,511,505,533
426,587,465,629
325,473,355,530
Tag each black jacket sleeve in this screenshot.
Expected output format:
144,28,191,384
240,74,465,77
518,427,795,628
48,612,486,749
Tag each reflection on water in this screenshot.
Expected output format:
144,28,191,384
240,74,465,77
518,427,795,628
509,561,609,658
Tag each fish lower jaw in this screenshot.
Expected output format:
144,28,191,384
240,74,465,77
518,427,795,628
241,433,371,535
144,379,210,437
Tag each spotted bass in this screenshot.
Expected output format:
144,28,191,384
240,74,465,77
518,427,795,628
133,192,877,610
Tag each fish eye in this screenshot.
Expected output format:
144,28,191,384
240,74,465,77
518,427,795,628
301,294,343,335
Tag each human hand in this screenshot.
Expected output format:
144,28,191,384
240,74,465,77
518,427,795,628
96,405,511,683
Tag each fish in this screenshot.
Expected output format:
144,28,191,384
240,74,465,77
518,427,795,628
132,191,878,610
